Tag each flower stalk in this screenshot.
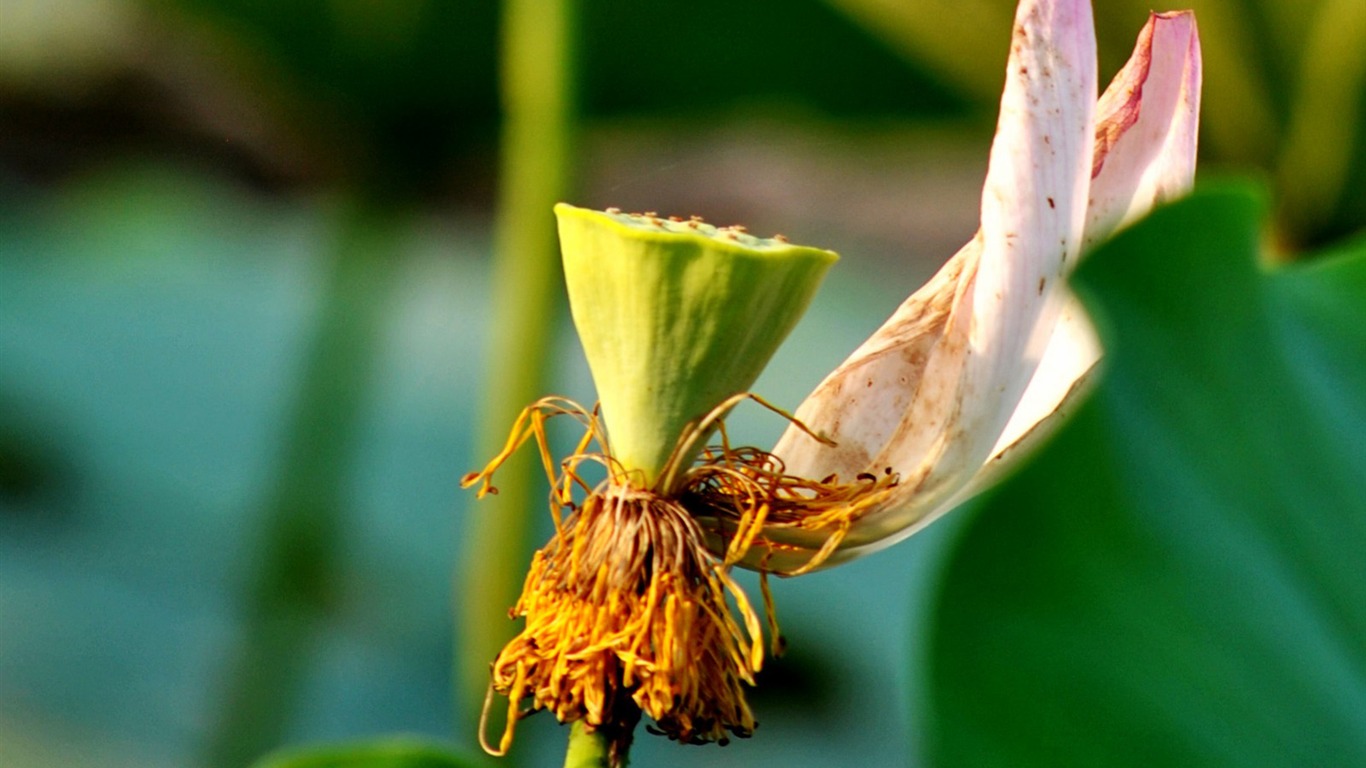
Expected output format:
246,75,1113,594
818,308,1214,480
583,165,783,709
563,720,620,768
458,0,578,734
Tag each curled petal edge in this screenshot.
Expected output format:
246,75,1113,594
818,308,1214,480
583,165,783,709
741,6,1202,573
963,9,1203,504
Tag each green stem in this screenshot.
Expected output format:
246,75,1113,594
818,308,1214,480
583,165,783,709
563,706,641,768
563,722,613,768
202,202,399,768
456,0,578,740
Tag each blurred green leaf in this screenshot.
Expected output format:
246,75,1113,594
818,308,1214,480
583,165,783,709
922,185,1366,766
1276,0,1366,246
249,737,484,768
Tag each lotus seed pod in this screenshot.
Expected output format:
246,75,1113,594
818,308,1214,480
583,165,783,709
554,203,838,489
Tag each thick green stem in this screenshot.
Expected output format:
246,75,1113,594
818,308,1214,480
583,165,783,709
457,0,577,740
563,722,613,768
202,203,399,768
563,701,640,768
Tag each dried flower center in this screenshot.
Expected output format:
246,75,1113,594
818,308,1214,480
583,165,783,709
463,397,896,756
482,486,763,753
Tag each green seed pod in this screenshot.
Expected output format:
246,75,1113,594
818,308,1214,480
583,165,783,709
555,203,838,489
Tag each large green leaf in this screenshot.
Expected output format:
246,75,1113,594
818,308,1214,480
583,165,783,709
922,185,1366,767
248,737,485,768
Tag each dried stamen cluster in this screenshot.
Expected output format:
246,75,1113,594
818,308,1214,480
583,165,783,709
463,397,894,756
489,488,762,749
683,443,900,576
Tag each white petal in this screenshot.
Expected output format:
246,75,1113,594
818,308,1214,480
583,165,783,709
1086,11,1202,247
945,289,1100,509
953,10,1202,502
770,241,967,482
765,0,1098,563
875,0,1096,494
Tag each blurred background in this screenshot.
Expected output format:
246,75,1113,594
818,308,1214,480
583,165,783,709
1,0,1362,766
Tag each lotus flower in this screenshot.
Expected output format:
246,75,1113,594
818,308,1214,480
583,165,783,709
463,0,1202,760
728,0,1203,572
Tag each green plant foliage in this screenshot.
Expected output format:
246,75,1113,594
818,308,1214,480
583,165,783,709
155,0,960,194
922,185,1366,766
248,737,485,768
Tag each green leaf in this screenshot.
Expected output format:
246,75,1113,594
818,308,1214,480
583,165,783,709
248,737,486,768
921,185,1366,767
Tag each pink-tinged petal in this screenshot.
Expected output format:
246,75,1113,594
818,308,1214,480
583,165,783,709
945,290,1100,507
870,0,1095,513
961,11,1202,503
770,242,967,483
767,0,1098,562
1086,10,1202,248
805,310,1100,570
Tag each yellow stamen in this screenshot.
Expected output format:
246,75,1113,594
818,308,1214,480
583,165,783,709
462,396,897,755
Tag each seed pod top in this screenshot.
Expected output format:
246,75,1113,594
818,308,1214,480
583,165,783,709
555,203,837,489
